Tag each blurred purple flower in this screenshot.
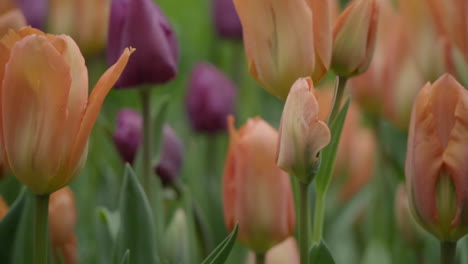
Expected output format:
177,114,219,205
155,125,184,186
16,0,48,29
186,62,236,134
212,0,242,40
107,0,178,88
113,109,142,164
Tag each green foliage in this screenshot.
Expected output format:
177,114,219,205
310,241,335,264
202,223,239,264
0,188,26,262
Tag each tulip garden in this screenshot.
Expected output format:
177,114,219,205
0,0,467,263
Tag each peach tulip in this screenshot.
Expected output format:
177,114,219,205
394,184,424,249
223,116,295,253
0,27,133,194
406,74,468,241
0,0,26,36
332,0,379,77
233,0,332,99
246,237,300,264
277,78,331,183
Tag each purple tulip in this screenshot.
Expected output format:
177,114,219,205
107,0,179,88
212,0,242,40
186,62,236,134
155,125,184,186
113,109,142,164
16,0,48,29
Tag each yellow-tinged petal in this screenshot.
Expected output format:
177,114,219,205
67,47,134,175
1,35,72,194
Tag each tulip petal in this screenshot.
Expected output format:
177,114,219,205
1,34,71,193
67,48,134,176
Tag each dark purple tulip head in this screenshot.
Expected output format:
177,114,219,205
113,108,142,164
186,62,237,134
107,0,179,88
212,0,242,40
155,125,184,186
17,0,48,29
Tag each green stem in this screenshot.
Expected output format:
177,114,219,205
34,194,50,264
312,191,325,243
140,88,153,205
298,182,310,264
440,241,457,264
327,76,348,125
255,252,266,264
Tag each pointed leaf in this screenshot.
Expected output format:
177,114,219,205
0,188,27,262
202,223,239,264
97,207,120,241
309,240,335,264
11,190,35,264
119,250,130,264
315,99,350,194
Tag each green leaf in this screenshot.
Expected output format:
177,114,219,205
119,250,130,264
315,99,350,194
152,95,170,162
309,240,335,264
376,119,407,181
97,207,120,242
11,190,35,264
113,165,159,264
202,223,239,264
0,188,27,262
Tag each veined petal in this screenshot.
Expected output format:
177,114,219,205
1,34,71,194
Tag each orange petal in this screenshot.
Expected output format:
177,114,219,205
66,47,134,175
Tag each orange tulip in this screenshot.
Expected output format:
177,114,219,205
332,0,379,77
0,0,26,36
277,78,331,183
223,116,295,253
406,74,468,241
49,187,77,264
0,27,133,194
48,0,110,56
246,237,300,264
233,0,332,99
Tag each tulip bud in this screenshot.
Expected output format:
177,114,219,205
233,0,332,99
395,184,424,249
186,62,236,134
246,237,300,264
0,1,26,36
212,0,242,40
223,116,295,253
113,109,142,164
164,209,191,263
406,74,468,242
332,0,379,77
48,0,110,56
155,125,184,186
0,196,8,220
16,0,47,29
277,78,331,183
107,0,178,88
0,27,133,194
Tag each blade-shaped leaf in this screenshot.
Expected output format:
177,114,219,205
120,250,130,264
97,207,120,242
11,190,35,264
202,223,239,264
113,165,159,264
315,99,350,194
310,240,335,264
0,188,27,262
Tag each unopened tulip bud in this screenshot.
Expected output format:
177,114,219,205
406,74,468,242
17,0,47,29
223,116,295,253
0,27,133,194
0,1,26,36
212,0,242,40
155,125,184,186
247,237,300,264
233,0,332,99
277,78,331,183
113,109,142,164
332,0,379,77
0,196,8,219
108,0,178,88
395,184,424,249
186,62,236,134
164,209,190,263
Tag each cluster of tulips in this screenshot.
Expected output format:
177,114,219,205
0,0,467,263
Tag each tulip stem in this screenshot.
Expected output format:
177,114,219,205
327,76,348,124
255,252,266,264
312,191,325,243
34,194,50,264
141,88,153,205
298,182,310,264
440,241,457,264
